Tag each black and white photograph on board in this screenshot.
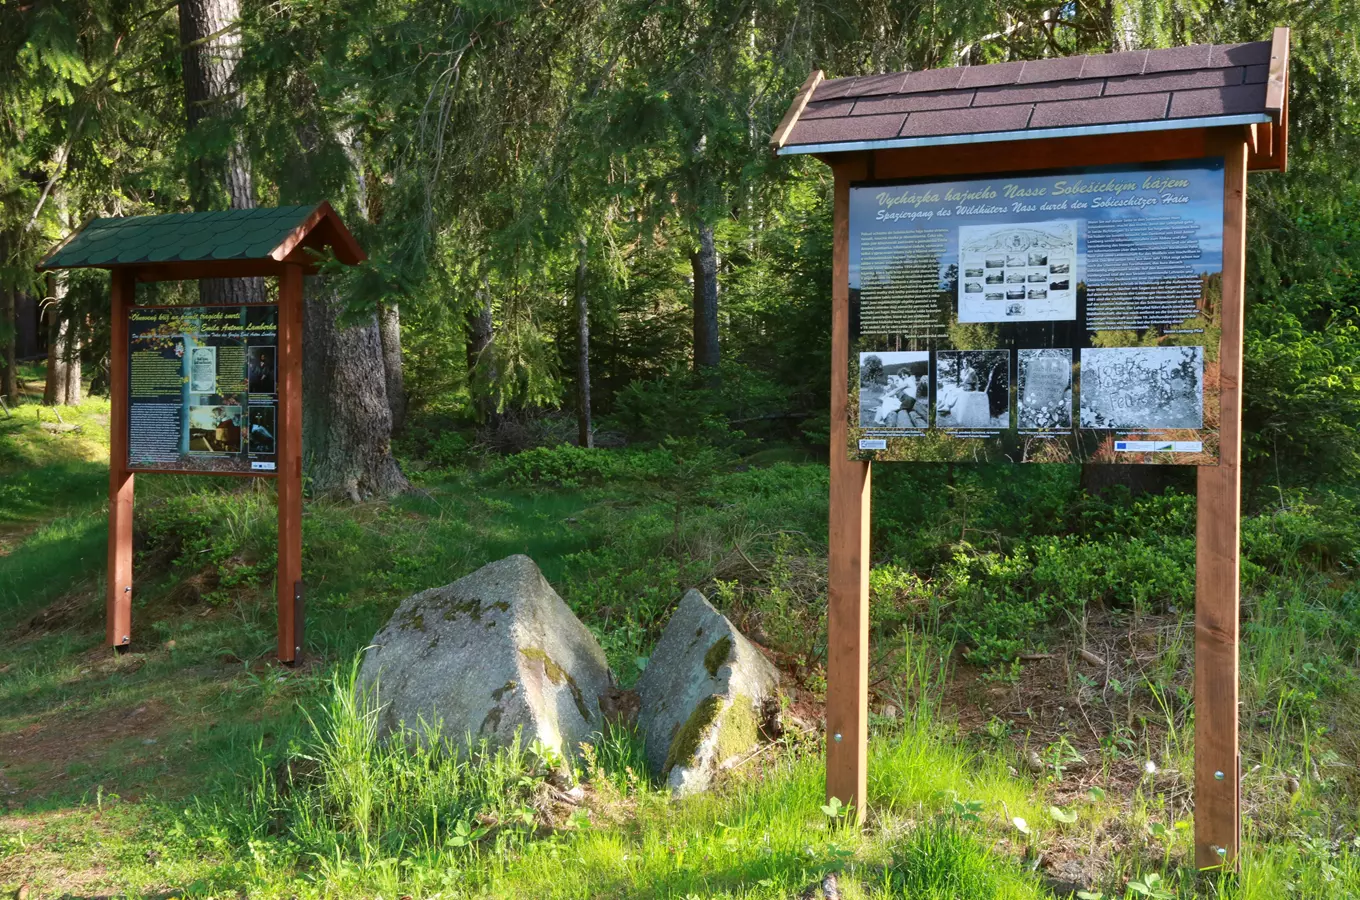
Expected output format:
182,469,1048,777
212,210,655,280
859,351,929,429
1079,346,1204,429
1018,349,1073,429
935,350,1009,429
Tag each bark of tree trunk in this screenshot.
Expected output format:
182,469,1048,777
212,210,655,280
1,288,15,405
466,288,499,424
1,232,15,404
279,78,405,503
302,278,409,501
378,300,406,433
574,234,593,448
690,224,720,372
43,274,81,405
178,0,264,305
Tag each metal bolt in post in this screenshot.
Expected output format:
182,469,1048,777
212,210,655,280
1214,770,1225,780
833,732,842,742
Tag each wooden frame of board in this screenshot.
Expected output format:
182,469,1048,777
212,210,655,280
821,126,1252,868
774,28,1291,868
38,203,364,665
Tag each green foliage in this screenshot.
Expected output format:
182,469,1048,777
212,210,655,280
139,481,279,601
7,417,1360,896
495,444,625,487
885,820,1028,899
611,361,792,449
187,660,559,873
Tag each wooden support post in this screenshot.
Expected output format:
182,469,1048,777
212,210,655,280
827,159,871,822
276,265,304,664
1194,134,1248,869
107,268,136,648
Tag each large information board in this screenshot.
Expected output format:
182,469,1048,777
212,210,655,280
127,305,280,473
850,159,1224,464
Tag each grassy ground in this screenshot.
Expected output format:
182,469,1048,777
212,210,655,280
3,368,1359,898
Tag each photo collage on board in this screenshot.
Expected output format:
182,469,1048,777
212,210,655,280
848,160,1223,465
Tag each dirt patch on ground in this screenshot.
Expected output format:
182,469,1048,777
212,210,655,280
10,591,104,640
928,607,1196,886
0,692,171,809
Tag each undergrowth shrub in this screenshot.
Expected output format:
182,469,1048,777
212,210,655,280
138,481,277,601
610,360,790,450
935,531,1196,667
1240,494,1360,577
496,444,624,487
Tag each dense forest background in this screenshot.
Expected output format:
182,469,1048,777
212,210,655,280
2,0,1360,491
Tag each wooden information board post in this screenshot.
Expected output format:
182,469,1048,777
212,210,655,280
773,31,1290,868
37,203,365,664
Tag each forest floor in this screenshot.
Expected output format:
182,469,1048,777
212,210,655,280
2,375,1359,898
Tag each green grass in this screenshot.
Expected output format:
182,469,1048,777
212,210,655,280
3,394,1360,897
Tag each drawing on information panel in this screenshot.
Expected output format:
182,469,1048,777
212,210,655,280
188,404,243,453
858,351,929,429
249,407,276,454
1080,346,1203,430
1018,348,1073,430
248,346,277,394
936,350,1009,429
190,346,217,393
958,221,1077,323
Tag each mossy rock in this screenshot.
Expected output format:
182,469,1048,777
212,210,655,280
636,589,779,795
356,555,613,760
662,693,759,777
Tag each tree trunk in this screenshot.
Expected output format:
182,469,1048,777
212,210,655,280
466,288,499,423
43,273,81,405
378,300,406,433
43,301,65,406
65,312,82,405
1,289,15,405
689,224,720,372
574,234,593,448
302,279,409,501
178,0,265,305
1,233,15,405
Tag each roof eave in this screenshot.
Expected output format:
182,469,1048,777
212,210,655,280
269,200,367,266
777,113,1274,158
34,214,96,272
770,70,824,152
1265,26,1290,172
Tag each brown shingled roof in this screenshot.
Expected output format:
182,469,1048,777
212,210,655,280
771,30,1289,168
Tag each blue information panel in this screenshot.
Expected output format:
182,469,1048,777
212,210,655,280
849,159,1225,465
127,304,279,474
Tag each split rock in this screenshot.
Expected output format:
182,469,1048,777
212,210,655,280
636,589,779,794
357,555,612,759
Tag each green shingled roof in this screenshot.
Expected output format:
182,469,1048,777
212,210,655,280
39,205,322,270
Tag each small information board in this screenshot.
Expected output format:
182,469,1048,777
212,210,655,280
127,304,280,474
849,159,1225,465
